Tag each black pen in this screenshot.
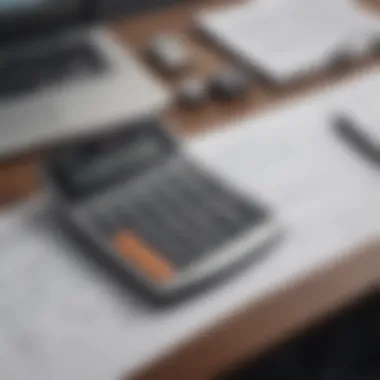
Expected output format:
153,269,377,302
333,115,380,167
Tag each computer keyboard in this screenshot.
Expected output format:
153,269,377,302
0,41,106,99
91,160,268,269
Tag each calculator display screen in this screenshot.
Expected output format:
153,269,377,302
48,123,175,199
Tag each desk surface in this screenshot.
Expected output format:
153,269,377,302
1,1,380,380
2,76,380,379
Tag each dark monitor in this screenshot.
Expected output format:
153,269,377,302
94,0,183,20
0,0,89,44
0,0,186,45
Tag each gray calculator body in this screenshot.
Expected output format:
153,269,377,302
42,120,281,302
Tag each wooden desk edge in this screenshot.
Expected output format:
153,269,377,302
133,241,380,380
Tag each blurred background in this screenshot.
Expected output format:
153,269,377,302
1,1,380,380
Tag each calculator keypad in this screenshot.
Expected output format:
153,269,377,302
92,161,268,277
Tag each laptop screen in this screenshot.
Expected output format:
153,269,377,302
0,0,80,15
0,0,49,14
0,0,86,42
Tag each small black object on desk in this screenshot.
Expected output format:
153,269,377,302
209,67,252,101
147,34,192,76
334,115,380,167
177,78,208,107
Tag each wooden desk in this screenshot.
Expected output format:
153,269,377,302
1,1,380,379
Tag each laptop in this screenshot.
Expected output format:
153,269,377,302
0,0,170,158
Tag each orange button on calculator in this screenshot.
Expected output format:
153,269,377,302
114,231,175,283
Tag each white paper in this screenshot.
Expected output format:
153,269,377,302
199,0,380,82
1,70,380,380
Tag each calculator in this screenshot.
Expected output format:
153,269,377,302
42,119,281,303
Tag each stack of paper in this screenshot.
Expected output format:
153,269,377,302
198,0,380,83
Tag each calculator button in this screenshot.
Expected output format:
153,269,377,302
114,231,175,283
146,218,198,267
162,236,196,267
155,192,212,249
127,206,187,263
145,210,205,267
111,209,132,227
94,213,119,234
